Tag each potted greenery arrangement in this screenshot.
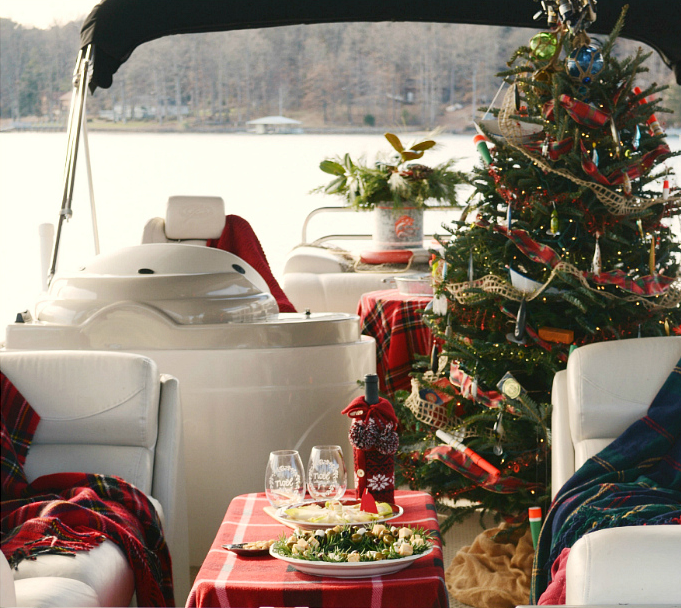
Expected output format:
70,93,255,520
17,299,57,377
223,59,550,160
316,132,465,250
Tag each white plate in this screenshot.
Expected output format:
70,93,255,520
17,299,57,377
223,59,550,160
272,500,403,530
269,545,433,578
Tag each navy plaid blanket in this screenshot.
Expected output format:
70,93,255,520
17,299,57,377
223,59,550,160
530,356,681,602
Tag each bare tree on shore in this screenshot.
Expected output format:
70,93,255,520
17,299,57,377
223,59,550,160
1,17,678,129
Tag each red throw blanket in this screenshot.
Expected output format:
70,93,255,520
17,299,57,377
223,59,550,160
207,214,297,313
1,372,174,606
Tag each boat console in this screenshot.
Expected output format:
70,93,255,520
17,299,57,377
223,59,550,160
5,242,376,567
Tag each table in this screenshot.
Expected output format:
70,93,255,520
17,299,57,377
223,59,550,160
186,490,447,608
357,289,433,396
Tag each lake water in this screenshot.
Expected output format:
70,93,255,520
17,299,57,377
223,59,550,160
1,130,679,328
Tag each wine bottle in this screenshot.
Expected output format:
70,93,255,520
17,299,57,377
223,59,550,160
364,373,379,405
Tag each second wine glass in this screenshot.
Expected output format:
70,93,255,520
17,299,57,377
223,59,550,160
307,445,347,501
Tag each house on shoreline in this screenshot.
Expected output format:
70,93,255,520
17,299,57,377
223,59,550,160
246,115,303,134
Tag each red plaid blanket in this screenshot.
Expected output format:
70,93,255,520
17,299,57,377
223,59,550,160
358,289,433,396
207,214,297,313
186,490,448,608
1,372,174,606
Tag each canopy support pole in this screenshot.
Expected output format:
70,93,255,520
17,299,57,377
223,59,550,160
48,44,92,284
81,112,100,255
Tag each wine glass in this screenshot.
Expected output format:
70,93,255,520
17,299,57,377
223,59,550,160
307,445,347,501
265,450,306,508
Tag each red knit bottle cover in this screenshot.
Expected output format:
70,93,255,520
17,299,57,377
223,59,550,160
353,446,395,504
342,375,399,505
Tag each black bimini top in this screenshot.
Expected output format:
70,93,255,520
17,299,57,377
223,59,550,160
81,0,681,92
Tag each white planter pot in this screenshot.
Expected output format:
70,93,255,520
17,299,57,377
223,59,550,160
372,205,424,250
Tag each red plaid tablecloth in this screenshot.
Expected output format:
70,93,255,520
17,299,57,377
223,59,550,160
186,490,447,608
357,289,433,397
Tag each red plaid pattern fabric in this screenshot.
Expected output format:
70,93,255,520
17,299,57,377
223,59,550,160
1,373,174,606
2,473,174,606
425,446,543,494
542,96,609,128
357,289,433,396
580,140,672,186
525,137,574,161
1,373,40,498
208,215,296,313
186,490,447,608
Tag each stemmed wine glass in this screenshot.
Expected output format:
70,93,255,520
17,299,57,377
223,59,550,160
265,450,306,508
307,445,347,501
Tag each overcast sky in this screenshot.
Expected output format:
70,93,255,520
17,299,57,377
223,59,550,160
0,0,99,28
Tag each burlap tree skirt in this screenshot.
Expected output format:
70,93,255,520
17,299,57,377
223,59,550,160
445,523,534,608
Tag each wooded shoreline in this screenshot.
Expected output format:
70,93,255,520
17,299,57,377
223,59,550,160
3,17,678,130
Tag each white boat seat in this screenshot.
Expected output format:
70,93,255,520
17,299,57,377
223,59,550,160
543,336,681,606
282,245,427,314
142,195,226,245
0,350,191,606
551,336,681,496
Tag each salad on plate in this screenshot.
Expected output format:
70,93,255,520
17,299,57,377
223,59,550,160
271,523,434,563
279,499,398,526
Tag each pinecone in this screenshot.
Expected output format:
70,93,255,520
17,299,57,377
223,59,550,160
406,164,433,181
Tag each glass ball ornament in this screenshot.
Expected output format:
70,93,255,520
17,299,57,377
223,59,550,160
530,32,558,61
566,44,604,84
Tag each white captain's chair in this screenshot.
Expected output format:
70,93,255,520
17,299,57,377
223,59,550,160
0,350,190,607
549,336,681,606
142,195,226,245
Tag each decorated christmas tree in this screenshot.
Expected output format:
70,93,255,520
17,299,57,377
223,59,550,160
395,3,681,532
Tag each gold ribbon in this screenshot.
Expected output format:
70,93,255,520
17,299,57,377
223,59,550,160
498,84,680,216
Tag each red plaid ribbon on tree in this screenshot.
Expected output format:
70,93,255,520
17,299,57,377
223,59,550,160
494,226,562,268
526,137,574,160
496,226,675,297
543,95,609,128
449,362,506,409
587,269,677,295
580,140,671,186
425,445,543,494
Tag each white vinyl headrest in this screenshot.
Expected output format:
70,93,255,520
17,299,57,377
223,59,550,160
165,195,226,240
567,336,681,444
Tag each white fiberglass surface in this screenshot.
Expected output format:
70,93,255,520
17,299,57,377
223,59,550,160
82,244,264,282
0,132,485,327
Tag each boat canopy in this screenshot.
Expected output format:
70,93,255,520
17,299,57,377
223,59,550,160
81,0,681,92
